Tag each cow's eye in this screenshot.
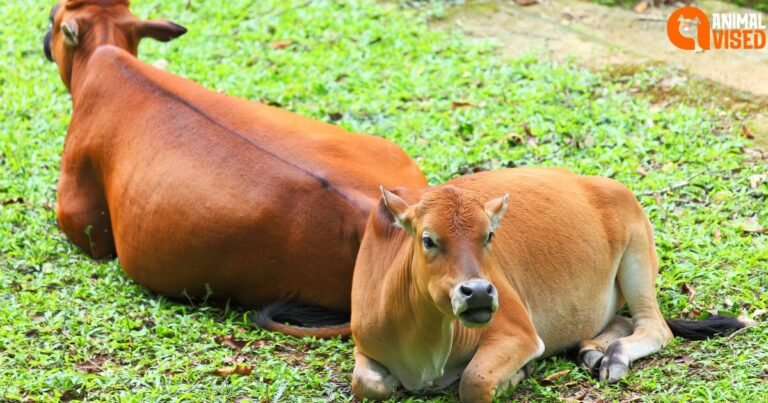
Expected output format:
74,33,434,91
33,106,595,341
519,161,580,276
422,235,437,250
486,231,494,245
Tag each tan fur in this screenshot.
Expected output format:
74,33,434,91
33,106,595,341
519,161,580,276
44,0,427,326
351,168,674,402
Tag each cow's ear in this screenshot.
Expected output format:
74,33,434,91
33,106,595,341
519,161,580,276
380,186,415,234
61,19,79,47
484,194,509,231
137,19,187,42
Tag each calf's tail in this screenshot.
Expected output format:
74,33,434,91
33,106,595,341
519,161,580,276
253,300,351,339
665,315,755,340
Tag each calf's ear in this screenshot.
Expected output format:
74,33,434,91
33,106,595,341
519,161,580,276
137,19,187,42
380,186,414,234
484,194,509,230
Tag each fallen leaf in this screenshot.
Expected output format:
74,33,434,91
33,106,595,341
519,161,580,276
542,369,570,383
271,40,293,49
501,132,525,146
451,100,474,108
749,174,766,189
515,0,538,6
713,228,721,241
213,364,253,377
2,197,25,206
523,123,533,137
741,124,754,139
681,283,696,305
222,355,247,365
741,217,765,234
742,147,765,161
636,166,649,176
214,334,248,350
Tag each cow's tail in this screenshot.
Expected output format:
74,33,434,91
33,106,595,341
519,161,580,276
253,300,351,339
665,314,755,340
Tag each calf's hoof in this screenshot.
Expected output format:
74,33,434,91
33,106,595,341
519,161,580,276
598,344,630,382
579,349,604,376
351,369,399,400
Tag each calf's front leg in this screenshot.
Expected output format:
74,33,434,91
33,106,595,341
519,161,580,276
459,332,543,402
351,348,401,400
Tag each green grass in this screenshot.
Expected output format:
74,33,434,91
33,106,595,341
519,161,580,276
1,0,766,401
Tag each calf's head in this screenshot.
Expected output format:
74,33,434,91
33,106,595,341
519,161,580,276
380,186,509,328
43,0,186,89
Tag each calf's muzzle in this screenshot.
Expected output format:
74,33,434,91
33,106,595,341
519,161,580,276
452,279,499,326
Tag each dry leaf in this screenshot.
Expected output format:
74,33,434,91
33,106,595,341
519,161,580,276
214,334,248,350
501,132,525,145
542,369,570,383
749,174,766,189
741,217,765,234
741,124,754,139
523,123,533,137
742,147,765,161
713,228,721,241
213,364,253,377
271,40,293,49
681,283,696,305
515,0,538,6
451,100,474,108
636,166,649,176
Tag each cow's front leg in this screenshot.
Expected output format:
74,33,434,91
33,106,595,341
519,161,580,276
57,169,116,259
351,348,401,400
459,332,543,402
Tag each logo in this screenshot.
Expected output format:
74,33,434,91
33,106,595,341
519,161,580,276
667,6,767,50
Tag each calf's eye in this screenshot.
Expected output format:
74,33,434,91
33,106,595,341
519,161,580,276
486,231,494,245
422,236,437,249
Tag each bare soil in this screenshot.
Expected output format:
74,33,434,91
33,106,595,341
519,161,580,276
432,0,768,145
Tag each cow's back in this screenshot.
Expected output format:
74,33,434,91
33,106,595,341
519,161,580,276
67,46,426,309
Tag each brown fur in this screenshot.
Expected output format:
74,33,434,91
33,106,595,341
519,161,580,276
350,168,748,402
44,0,426,336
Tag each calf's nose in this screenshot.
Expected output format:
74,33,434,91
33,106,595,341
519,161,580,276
458,279,496,309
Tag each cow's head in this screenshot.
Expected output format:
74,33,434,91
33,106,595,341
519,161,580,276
380,185,508,329
43,0,186,88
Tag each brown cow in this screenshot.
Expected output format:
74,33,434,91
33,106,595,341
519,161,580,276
349,168,750,402
43,0,426,337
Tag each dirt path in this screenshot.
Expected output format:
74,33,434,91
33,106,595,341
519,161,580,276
432,0,768,144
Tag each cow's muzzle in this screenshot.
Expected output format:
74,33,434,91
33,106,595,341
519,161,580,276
451,279,499,327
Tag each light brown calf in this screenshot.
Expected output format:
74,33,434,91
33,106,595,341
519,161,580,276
350,168,749,402
43,0,427,336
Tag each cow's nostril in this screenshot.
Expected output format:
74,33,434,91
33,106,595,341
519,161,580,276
486,284,494,294
460,285,473,297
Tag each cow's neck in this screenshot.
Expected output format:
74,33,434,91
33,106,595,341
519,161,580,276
67,49,95,102
378,248,457,390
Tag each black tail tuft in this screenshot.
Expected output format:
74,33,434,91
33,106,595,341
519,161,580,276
253,300,350,339
666,315,752,340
